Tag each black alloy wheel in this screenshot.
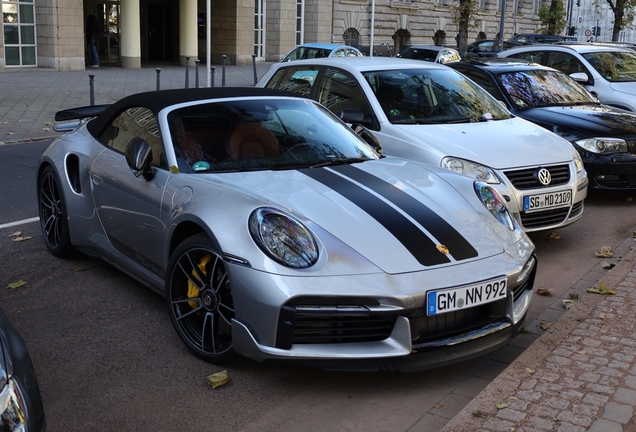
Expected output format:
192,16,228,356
38,165,73,257
166,234,235,363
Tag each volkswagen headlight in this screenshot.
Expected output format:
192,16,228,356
575,138,628,154
573,149,584,173
475,182,515,231
249,208,318,268
441,157,500,184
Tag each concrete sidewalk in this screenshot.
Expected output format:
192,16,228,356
0,62,274,144
2,63,636,431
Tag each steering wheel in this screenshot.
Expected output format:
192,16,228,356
284,142,315,161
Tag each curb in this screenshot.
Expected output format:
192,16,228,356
441,239,636,431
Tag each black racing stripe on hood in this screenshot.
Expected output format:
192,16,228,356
332,165,478,261
300,168,451,266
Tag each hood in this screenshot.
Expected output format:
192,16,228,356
517,105,636,137
378,117,574,170
208,159,508,274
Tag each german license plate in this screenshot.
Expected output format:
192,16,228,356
426,277,507,316
523,190,572,212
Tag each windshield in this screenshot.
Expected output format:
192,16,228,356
362,69,511,124
498,69,598,108
583,51,636,82
167,98,379,173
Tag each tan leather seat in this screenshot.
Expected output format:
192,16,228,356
227,121,280,161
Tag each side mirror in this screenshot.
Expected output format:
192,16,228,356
351,123,383,155
339,108,366,124
569,72,589,83
125,137,154,181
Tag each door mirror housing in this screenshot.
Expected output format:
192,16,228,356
126,137,155,181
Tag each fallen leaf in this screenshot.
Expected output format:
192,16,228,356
587,282,616,295
540,321,553,330
569,292,580,300
42,128,50,132
626,197,633,203
76,267,86,272
595,246,614,258
601,261,615,269
434,404,443,408
44,122,52,126
599,312,606,319
496,403,508,410
9,232,21,237
7,132,13,136
7,280,27,289
577,350,586,354
472,410,486,418
13,236,32,242
525,367,534,374
206,370,229,388
536,288,553,296
563,299,575,310
547,232,561,241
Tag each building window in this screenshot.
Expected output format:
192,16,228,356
343,28,359,47
254,0,265,58
296,0,304,45
2,0,36,66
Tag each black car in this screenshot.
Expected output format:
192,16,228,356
449,59,636,189
465,40,523,59
0,306,46,431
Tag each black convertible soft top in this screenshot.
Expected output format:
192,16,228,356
84,87,299,138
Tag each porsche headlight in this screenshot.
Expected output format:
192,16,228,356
573,149,584,173
475,182,515,231
441,157,500,184
575,138,628,154
249,208,318,268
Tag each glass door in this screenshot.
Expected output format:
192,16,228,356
86,2,120,64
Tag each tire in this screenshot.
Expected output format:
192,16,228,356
38,165,73,257
166,234,235,363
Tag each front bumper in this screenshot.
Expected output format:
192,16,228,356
229,252,537,372
495,162,587,232
583,153,636,189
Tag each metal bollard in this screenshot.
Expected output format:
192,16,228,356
195,60,200,88
185,56,190,89
89,74,95,106
156,68,161,91
210,66,216,88
252,54,258,86
222,55,226,87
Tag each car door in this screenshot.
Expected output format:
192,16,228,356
91,106,170,275
316,67,378,129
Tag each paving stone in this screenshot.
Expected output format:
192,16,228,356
614,387,636,405
603,402,634,424
588,418,623,432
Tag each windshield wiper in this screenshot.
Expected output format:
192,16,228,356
310,157,372,168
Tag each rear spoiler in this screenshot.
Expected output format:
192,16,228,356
53,104,111,132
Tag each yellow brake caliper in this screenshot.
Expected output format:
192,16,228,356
188,254,212,309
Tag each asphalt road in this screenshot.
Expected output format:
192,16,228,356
0,140,634,431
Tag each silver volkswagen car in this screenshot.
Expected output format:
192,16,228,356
257,57,588,232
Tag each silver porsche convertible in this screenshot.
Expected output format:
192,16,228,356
38,88,536,372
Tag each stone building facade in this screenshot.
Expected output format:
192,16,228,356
0,0,629,72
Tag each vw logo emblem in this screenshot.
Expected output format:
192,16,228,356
536,168,552,186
